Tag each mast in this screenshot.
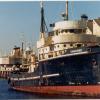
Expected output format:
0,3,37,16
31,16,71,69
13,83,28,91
40,1,45,39
66,1,68,20
61,1,68,20
21,41,24,67
21,33,24,67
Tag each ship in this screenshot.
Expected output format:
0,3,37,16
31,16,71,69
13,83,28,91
8,1,100,97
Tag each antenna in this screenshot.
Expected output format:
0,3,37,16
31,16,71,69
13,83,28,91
40,1,45,39
20,32,25,67
40,0,43,8
66,0,68,20
61,1,68,20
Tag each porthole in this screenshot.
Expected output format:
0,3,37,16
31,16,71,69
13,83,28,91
70,44,73,46
64,44,66,47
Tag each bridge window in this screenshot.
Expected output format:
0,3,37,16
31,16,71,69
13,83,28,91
42,49,44,52
48,31,54,36
65,29,68,33
55,30,58,35
69,29,74,33
50,45,54,51
77,44,82,47
61,30,64,33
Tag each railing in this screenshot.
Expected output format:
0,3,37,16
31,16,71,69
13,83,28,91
39,47,90,60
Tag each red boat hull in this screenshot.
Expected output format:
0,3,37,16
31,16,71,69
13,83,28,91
11,85,100,97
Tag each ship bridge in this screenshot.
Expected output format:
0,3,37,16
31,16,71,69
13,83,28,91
53,20,87,31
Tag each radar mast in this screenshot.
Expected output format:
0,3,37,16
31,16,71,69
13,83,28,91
40,1,48,39
66,1,68,20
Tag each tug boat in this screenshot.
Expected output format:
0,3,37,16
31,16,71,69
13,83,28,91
8,1,100,97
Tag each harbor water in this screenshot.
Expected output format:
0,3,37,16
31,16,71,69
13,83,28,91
0,79,40,99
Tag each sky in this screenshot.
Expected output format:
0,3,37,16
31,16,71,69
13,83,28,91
0,1,100,56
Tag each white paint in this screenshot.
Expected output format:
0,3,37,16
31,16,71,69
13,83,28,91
53,20,87,31
11,73,59,81
70,49,82,53
0,57,9,64
39,51,89,62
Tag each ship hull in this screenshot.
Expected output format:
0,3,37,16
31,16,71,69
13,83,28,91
8,46,100,97
11,85,100,97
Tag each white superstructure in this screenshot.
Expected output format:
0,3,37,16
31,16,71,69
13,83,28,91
37,2,100,61
0,57,10,65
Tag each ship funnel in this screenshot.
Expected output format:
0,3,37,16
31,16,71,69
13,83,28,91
50,23,55,27
81,14,88,21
